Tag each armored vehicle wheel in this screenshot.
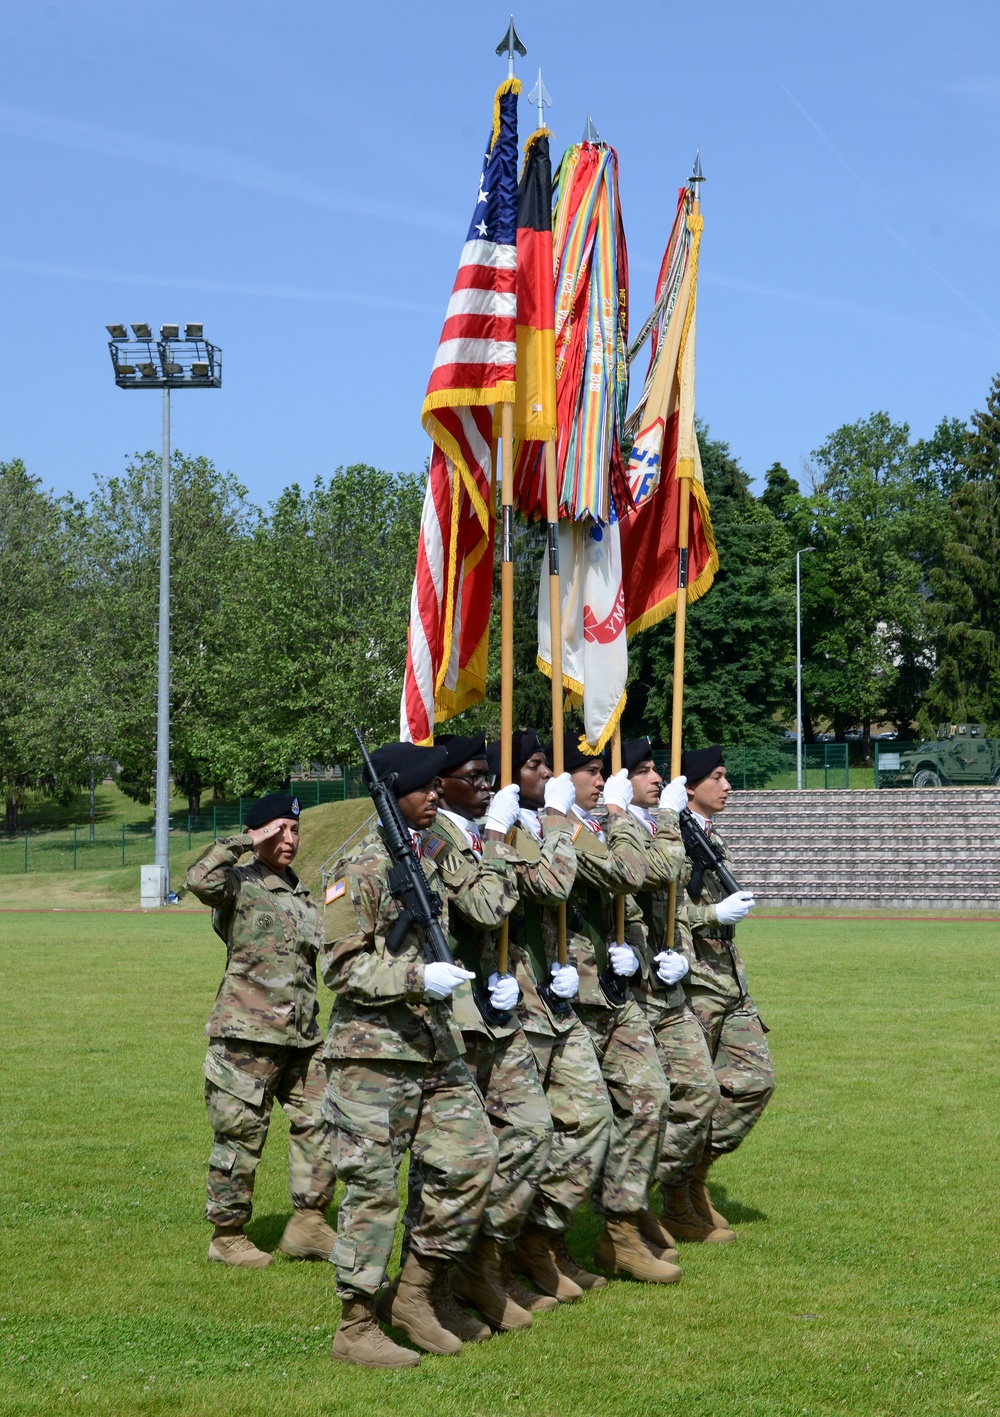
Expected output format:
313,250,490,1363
991,766,1000,786
912,768,941,788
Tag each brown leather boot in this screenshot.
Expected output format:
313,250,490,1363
377,1272,490,1344
389,1252,463,1355
637,1207,680,1262
499,1252,558,1313
660,1181,736,1244
594,1215,682,1283
331,1295,421,1369
512,1224,582,1303
690,1157,731,1230
278,1207,337,1260
207,1229,272,1268
554,1235,607,1290
452,1236,532,1331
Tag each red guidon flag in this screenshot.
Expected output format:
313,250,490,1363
619,186,717,634
400,80,519,744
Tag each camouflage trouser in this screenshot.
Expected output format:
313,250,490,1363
324,1055,497,1299
524,1019,614,1232
577,1000,671,1216
203,1038,334,1229
642,1000,721,1186
686,987,775,1158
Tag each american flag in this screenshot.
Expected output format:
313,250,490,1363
401,79,519,744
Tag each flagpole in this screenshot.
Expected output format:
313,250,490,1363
666,152,704,944
611,726,625,945
497,401,515,976
543,436,569,967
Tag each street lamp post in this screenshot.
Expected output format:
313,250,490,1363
796,546,816,790
105,323,222,905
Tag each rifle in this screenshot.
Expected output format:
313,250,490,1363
354,728,454,965
679,807,745,940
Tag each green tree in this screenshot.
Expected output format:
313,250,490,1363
0,461,92,829
926,377,1000,730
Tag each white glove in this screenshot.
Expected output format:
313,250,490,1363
549,961,579,998
608,943,639,977
423,962,475,1000
715,891,756,925
488,971,520,1011
602,769,633,812
543,772,576,816
653,949,690,985
658,775,688,814
484,782,520,834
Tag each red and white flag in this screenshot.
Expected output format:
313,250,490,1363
401,80,520,744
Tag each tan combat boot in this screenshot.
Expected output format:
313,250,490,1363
452,1235,532,1331
499,1252,558,1313
512,1224,582,1303
331,1296,421,1369
389,1251,463,1355
207,1229,272,1268
660,1180,736,1244
637,1207,680,1262
594,1215,682,1283
377,1271,490,1344
690,1156,732,1230
553,1235,608,1291
278,1207,337,1260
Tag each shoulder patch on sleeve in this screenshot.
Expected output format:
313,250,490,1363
325,878,346,905
422,833,448,861
571,823,584,843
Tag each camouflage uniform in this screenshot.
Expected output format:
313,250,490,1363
627,806,721,1186
683,822,775,1158
400,813,553,1244
321,829,499,1299
539,813,670,1216
500,813,614,1233
184,835,334,1229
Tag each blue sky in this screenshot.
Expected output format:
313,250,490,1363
3,0,999,507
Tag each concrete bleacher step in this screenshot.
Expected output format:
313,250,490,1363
718,787,1000,910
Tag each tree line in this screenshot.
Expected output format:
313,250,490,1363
2,374,998,829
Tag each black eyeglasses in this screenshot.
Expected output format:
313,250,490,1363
443,772,492,789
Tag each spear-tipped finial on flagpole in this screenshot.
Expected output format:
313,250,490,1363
528,67,552,130
689,147,705,192
582,112,601,143
495,16,526,78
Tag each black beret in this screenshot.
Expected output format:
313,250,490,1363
680,744,725,785
485,729,544,779
245,792,301,830
544,730,604,774
602,736,655,775
437,732,487,770
366,742,449,798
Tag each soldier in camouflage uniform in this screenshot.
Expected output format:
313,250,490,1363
184,791,337,1269
617,739,732,1246
322,741,499,1370
668,744,774,1241
396,732,555,1332
488,730,615,1305
534,733,678,1285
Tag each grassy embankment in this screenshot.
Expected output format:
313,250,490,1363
2,914,998,1416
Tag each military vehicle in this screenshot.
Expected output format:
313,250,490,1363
877,724,1000,788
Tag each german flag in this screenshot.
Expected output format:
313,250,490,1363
513,130,557,443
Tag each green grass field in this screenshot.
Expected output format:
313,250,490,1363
2,913,998,1416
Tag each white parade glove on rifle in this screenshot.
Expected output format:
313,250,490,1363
653,949,690,985
487,971,520,1011
603,769,633,812
484,782,520,835
608,943,640,977
658,775,688,814
543,772,576,816
549,961,579,999
423,962,475,1000
715,891,756,925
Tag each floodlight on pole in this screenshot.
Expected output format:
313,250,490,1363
104,321,223,908
796,547,816,790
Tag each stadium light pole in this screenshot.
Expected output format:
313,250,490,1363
105,323,222,905
796,546,816,790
